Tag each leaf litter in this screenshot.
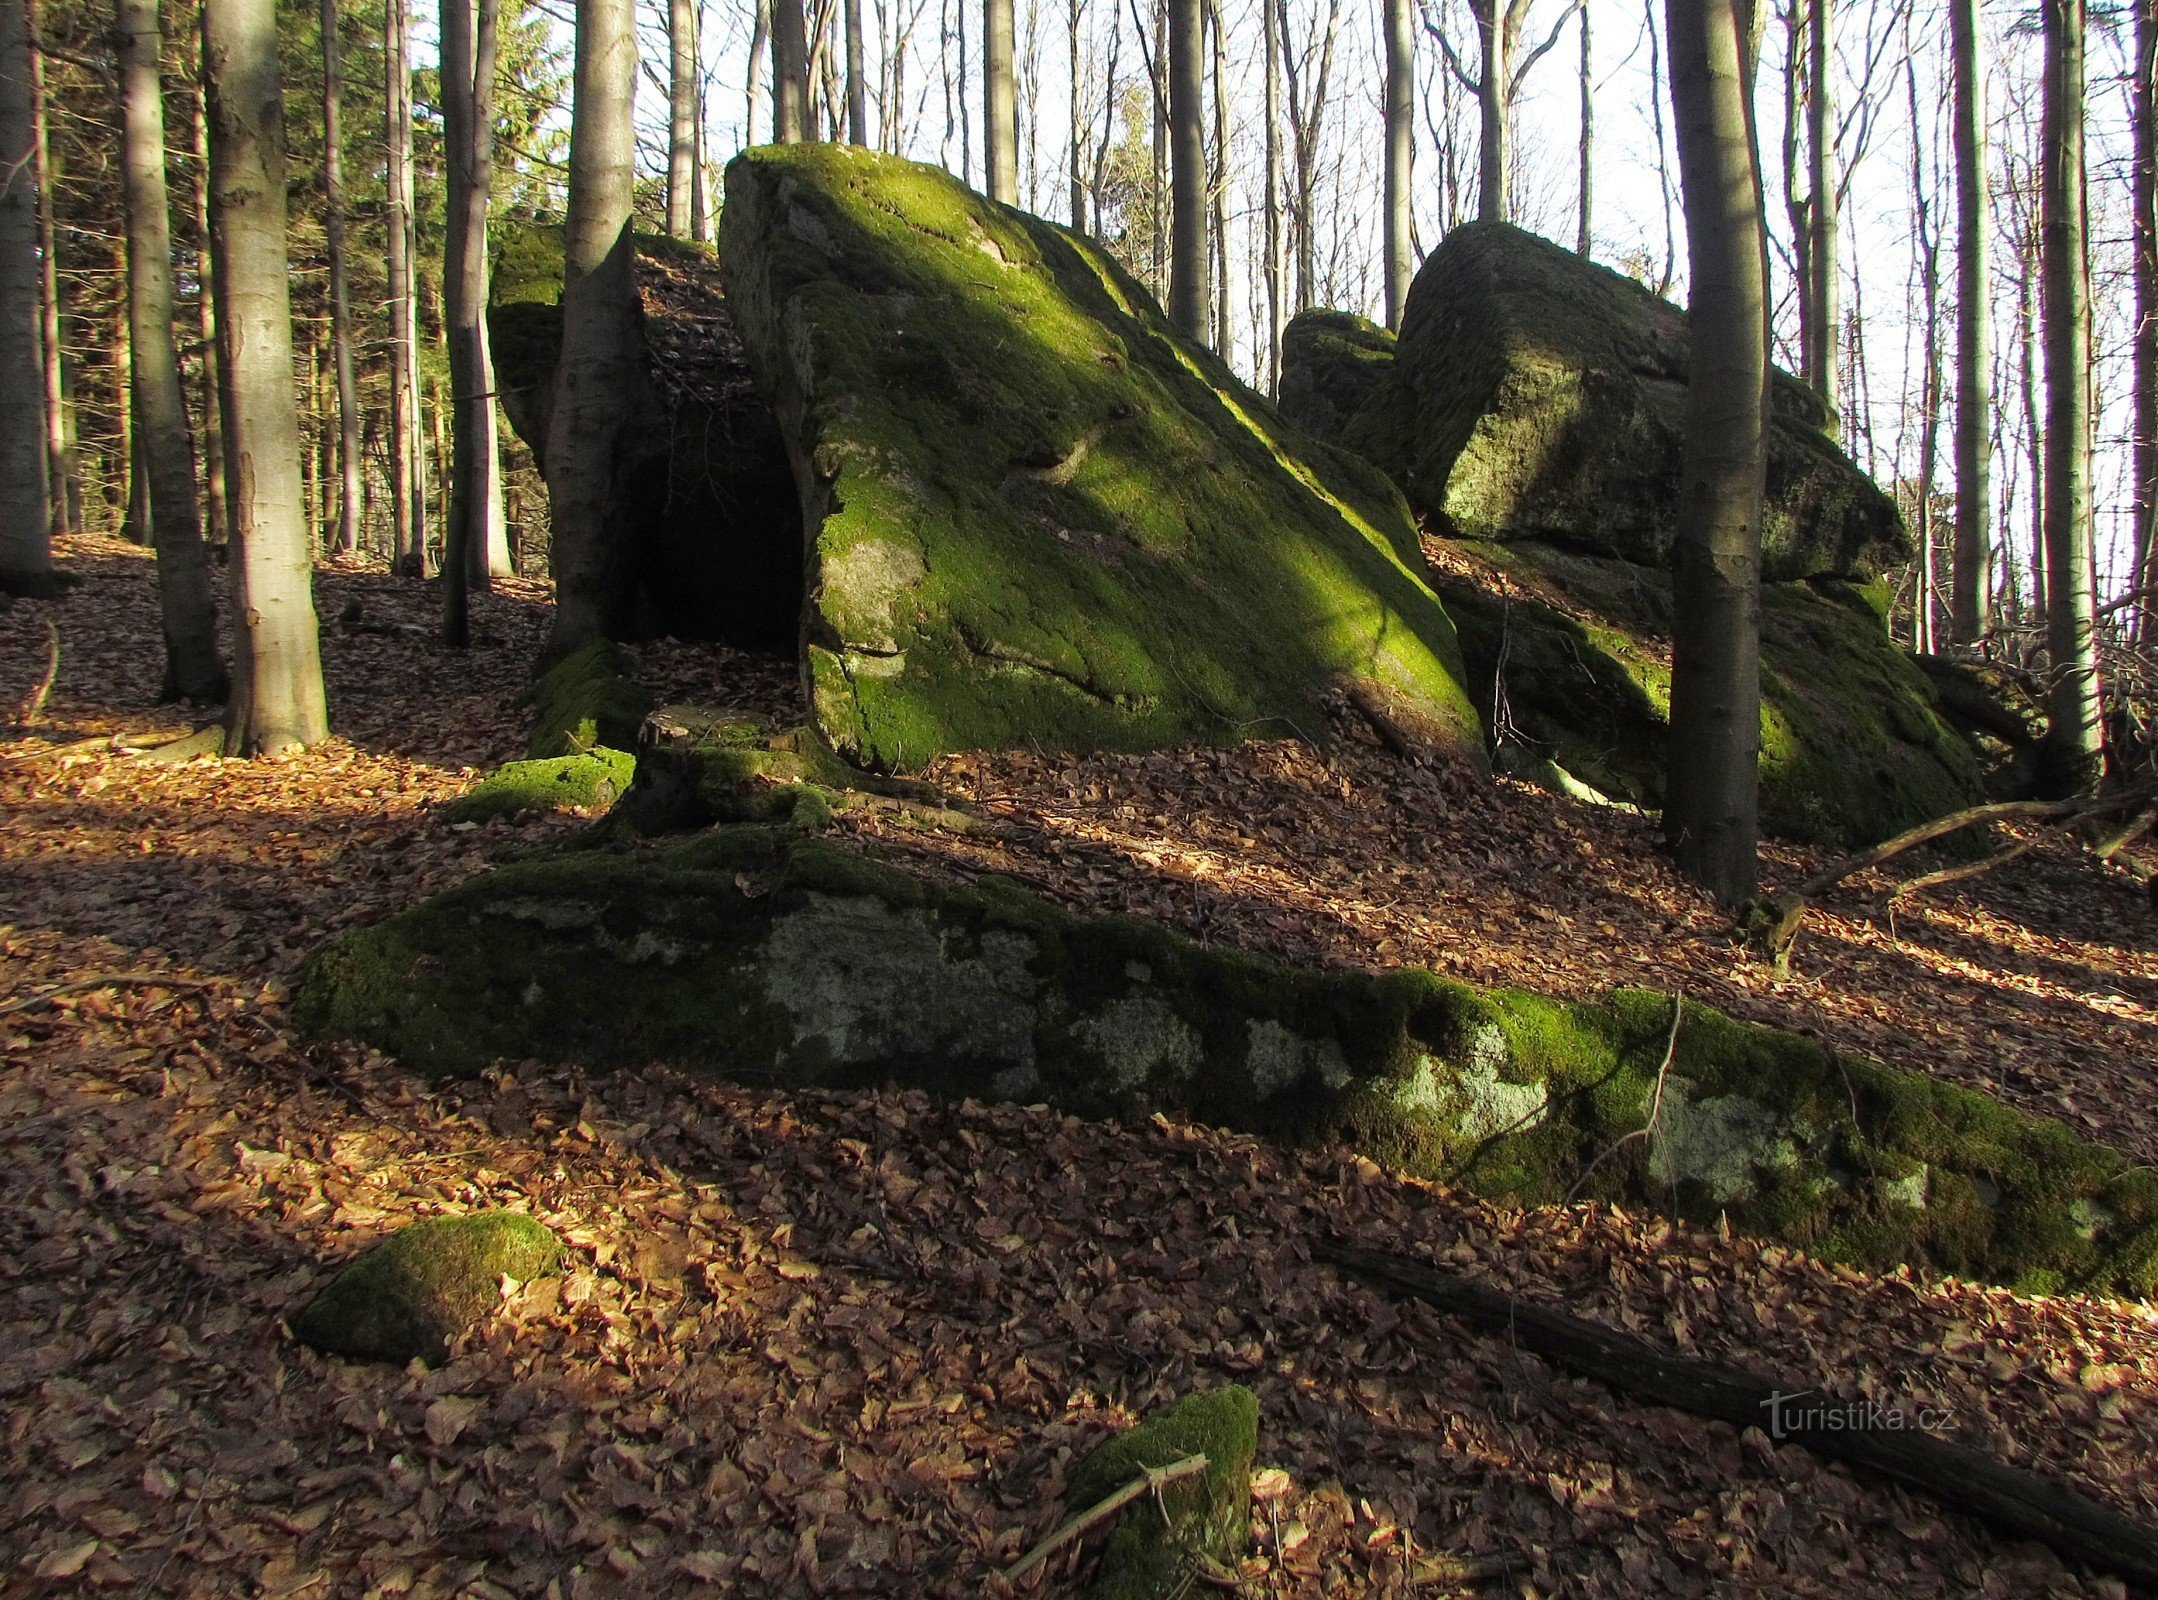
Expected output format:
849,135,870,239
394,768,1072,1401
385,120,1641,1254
2,535,2156,1599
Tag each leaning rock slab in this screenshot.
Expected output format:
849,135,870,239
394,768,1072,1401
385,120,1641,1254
289,1212,562,1364
1276,308,1396,447
1339,222,1906,580
295,826,2158,1296
720,144,1481,772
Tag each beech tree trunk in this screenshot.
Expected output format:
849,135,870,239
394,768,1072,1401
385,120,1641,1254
1576,0,1591,254
442,0,504,646
1167,0,1204,335
845,0,865,143
191,79,226,546
1474,0,1509,221
1802,0,1837,429
1262,0,1281,384
667,0,695,234
1382,0,1411,329
29,0,75,535
985,0,1015,200
1949,0,1991,642
318,0,362,556
774,0,807,140
386,0,427,573
2040,0,2103,792
118,0,226,702
2134,0,2157,640
543,0,646,661
0,0,51,594
1207,0,1231,358
203,0,329,755
1662,0,1768,907
1067,0,1084,225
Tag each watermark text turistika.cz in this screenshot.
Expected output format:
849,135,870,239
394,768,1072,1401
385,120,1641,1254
1758,1390,1953,1441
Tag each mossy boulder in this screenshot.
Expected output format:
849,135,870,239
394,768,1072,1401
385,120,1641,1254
294,826,2158,1296
1914,655,2048,800
489,223,805,649
1432,538,1985,846
1067,1387,1259,1598
439,748,638,823
719,144,1482,773
288,1212,562,1365
523,640,654,759
1276,309,1396,447
1339,222,1906,581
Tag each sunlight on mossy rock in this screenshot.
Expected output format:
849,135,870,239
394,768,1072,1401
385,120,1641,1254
1338,223,1907,581
438,748,637,823
1276,309,1397,447
287,1213,561,1365
294,828,2158,1298
1066,1386,1259,1599
523,641,654,759
1433,538,1986,846
720,144,1482,773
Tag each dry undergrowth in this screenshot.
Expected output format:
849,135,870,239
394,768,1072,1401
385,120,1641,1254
3,536,2156,1599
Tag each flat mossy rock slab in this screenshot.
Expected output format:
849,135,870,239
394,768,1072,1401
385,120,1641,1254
289,1213,562,1365
294,827,2158,1296
1067,1386,1259,1598
1339,222,1906,581
489,224,804,649
438,748,638,823
1432,538,1985,846
720,144,1482,773
1277,309,1396,447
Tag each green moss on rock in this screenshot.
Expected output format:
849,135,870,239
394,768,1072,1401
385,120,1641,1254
439,748,638,823
1434,538,1984,845
1339,221,1906,581
524,641,654,759
1066,1387,1259,1599
294,829,2158,1296
721,144,1481,773
1277,309,1397,447
288,1212,561,1365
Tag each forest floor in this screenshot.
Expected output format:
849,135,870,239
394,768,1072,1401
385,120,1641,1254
4,534,2158,1599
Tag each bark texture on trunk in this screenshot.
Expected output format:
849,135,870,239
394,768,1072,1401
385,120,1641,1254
985,0,1016,200
1382,0,1412,328
2040,0,2103,792
319,0,362,556
1662,0,1767,906
1949,0,1991,643
204,0,329,755
442,0,504,646
1576,0,1592,253
667,0,695,233
118,0,226,701
1167,0,1205,336
0,0,53,593
29,0,74,535
386,0,427,573
191,82,226,546
543,0,646,662
773,0,807,140
1802,0,1837,430
2134,0,2157,640
844,0,865,142
1474,0,1509,221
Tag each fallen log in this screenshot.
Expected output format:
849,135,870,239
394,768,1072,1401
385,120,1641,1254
1317,1238,2158,1591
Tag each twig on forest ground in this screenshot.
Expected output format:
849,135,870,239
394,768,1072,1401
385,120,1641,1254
14,618,59,727
1563,992,1682,1204
1000,1453,1209,1587
0,733,115,767
0,975,215,1017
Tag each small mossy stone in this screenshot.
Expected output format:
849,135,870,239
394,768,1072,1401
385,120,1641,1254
438,749,637,823
1066,1386,1259,1599
288,1213,562,1365
524,642,655,759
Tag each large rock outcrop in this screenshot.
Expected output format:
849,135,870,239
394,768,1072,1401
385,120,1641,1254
1430,539,1987,846
1276,309,1396,446
489,224,804,649
719,144,1481,773
1336,222,1906,581
295,823,2158,1298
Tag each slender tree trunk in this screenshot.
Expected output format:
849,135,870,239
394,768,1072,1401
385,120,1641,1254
1382,0,1411,328
1206,0,1230,357
1803,0,1837,429
544,0,645,661
442,0,503,646
118,0,226,701
985,0,1015,199
203,0,329,755
0,0,51,593
2039,0,2102,791
667,0,696,233
1662,0,1767,907
1474,0,1508,222
2018,215,2046,620
29,0,74,534
845,0,865,142
748,0,769,141
1262,0,1281,386
386,0,426,573
2133,0,2157,640
1067,0,1084,225
1576,0,1592,254
118,304,148,544
1167,0,1204,335
318,0,362,555
1949,0,1991,643
1909,46,1941,655
191,78,226,546
774,0,807,139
